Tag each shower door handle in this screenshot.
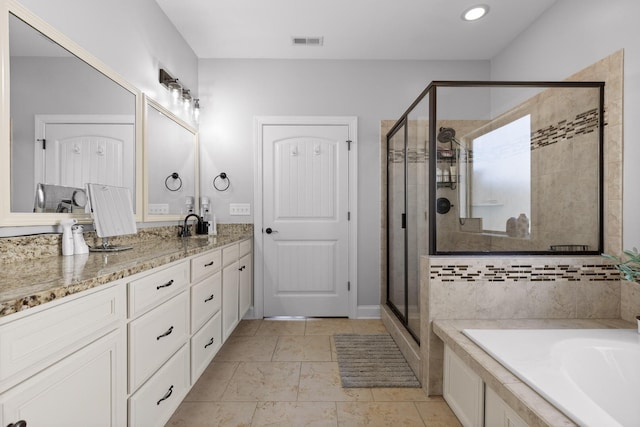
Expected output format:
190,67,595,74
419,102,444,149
401,213,406,229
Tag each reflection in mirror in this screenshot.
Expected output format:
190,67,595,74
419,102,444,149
5,10,138,222
144,97,198,220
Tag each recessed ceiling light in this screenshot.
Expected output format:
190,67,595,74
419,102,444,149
462,5,489,21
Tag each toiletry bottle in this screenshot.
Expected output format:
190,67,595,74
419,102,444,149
60,219,77,256
211,214,217,236
72,224,89,254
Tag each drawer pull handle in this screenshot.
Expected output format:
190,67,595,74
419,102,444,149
238,265,245,271
157,385,174,405
156,279,174,290
156,326,174,340
7,421,27,427
204,294,214,303
204,261,214,267
205,337,215,348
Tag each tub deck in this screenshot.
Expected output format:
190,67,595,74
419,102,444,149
433,318,635,427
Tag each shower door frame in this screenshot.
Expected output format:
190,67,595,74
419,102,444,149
386,117,421,343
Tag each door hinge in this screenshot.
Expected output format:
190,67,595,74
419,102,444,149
347,281,351,291
37,138,46,149
347,211,351,221
346,140,352,151
402,213,406,229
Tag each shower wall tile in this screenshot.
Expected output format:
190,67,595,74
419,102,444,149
575,280,621,318
620,280,640,322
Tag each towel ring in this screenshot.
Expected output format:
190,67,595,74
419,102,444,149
213,172,230,191
165,172,183,192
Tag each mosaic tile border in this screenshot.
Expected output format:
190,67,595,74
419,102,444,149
430,262,620,282
387,108,601,164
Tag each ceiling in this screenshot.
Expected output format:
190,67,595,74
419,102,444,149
155,0,558,61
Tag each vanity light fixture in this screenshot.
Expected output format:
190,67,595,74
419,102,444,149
193,99,201,122
462,4,489,21
182,89,192,109
159,68,200,120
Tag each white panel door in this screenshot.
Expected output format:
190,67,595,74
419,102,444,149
40,123,134,191
263,125,350,317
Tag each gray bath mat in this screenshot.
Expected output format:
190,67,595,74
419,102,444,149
333,334,420,388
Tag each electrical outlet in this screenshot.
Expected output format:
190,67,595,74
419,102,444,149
148,203,169,214
229,203,251,216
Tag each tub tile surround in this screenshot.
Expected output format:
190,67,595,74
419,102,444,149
0,224,252,317
423,255,624,396
433,318,635,427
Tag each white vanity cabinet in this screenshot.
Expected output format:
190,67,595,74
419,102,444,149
0,282,127,427
189,250,223,384
127,260,191,427
0,236,253,427
443,345,530,427
238,238,253,319
221,238,253,341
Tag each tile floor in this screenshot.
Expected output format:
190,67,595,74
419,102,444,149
166,318,462,426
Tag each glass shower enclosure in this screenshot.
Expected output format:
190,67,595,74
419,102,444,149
386,81,605,343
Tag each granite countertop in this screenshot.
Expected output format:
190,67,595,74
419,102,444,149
0,233,251,318
433,318,635,427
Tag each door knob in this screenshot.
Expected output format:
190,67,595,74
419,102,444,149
265,227,278,234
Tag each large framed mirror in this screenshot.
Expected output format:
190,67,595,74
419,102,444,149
0,0,142,226
143,95,198,221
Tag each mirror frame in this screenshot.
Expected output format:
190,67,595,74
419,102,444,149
0,0,143,226
142,95,199,222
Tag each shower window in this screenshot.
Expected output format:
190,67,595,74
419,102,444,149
470,114,531,234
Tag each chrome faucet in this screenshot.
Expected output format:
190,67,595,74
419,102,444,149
179,213,203,237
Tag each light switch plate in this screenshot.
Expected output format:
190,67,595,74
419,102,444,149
229,203,251,216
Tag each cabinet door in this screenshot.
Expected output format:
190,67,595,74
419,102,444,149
1,328,126,427
443,346,484,427
485,386,529,427
238,253,252,319
222,261,239,341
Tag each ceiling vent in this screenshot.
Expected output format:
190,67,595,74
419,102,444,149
292,36,324,46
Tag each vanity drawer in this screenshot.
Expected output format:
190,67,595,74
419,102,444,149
191,271,222,333
191,311,222,384
222,243,239,267
129,344,190,427
0,283,125,391
239,238,252,257
128,261,189,318
191,249,221,283
129,291,189,392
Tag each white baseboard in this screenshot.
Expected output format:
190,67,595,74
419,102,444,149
355,305,381,319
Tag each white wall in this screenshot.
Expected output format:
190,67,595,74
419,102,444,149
197,59,491,306
17,0,198,109
491,0,640,248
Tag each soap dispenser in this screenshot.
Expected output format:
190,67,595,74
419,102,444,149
72,224,89,254
60,219,77,256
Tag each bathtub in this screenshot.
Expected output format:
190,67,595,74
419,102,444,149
463,328,640,427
